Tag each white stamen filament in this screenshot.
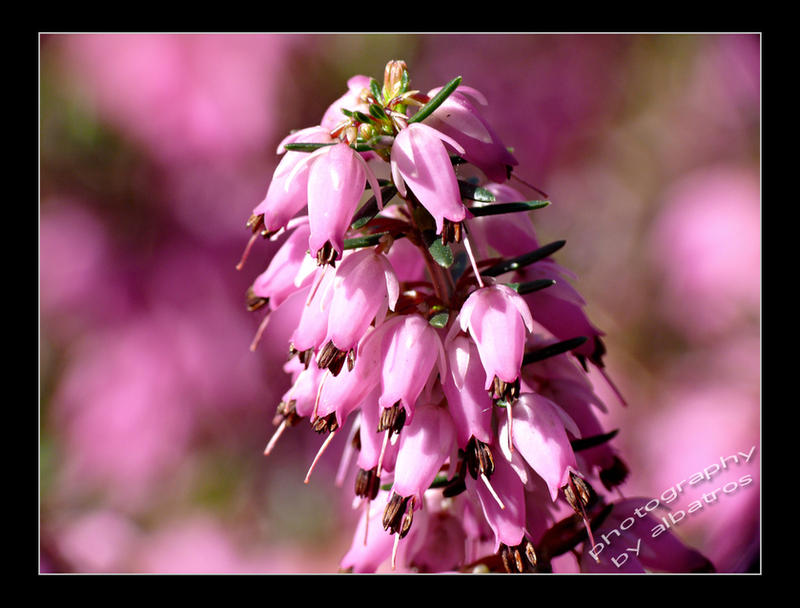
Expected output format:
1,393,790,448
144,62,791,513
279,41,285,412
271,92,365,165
391,533,401,570
462,234,484,288
376,430,391,478
263,419,287,456
363,499,371,546
311,369,331,422
305,266,328,308
249,312,272,352
304,430,338,484
506,401,514,454
335,420,360,487
480,472,505,510
236,230,261,271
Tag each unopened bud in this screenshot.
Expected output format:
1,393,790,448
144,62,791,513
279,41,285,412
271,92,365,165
383,60,409,100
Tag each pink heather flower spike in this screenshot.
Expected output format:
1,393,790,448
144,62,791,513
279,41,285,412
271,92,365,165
458,284,534,395
234,60,714,573
390,122,466,235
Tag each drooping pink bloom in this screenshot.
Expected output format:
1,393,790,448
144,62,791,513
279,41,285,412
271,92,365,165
323,248,400,353
441,334,494,448
250,220,314,311
403,498,467,573
320,75,371,131
457,284,534,393
390,123,467,234
391,403,456,504
289,269,336,355
305,142,382,263
378,314,447,422
356,390,400,475
498,393,579,501
278,356,328,420
314,322,391,427
340,490,396,573
423,87,518,183
467,444,527,551
252,127,333,235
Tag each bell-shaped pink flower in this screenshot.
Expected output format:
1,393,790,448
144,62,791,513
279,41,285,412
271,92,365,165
324,248,400,353
250,220,313,310
315,321,390,427
458,284,534,391
340,489,396,573
403,503,466,573
320,75,371,130
279,357,327,419
423,88,518,183
288,267,336,354
441,334,493,448
253,127,332,234
306,142,382,263
498,393,579,501
468,183,540,259
392,403,455,504
390,123,467,235
356,392,399,474
468,444,527,551
378,314,447,422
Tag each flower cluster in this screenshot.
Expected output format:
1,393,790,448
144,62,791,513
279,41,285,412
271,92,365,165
238,61,712,573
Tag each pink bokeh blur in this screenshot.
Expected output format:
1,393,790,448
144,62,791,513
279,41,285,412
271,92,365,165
39,33,760,573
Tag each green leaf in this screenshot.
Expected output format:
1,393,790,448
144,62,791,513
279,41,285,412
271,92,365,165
343,232,390,250
429,311,450,328
400,69,410,95
458,180,496,202
283,142,336,153
522,336,588,366
381,471,451,492
428,238,454,268
350,185,398,230
468,200,550,217
369,104,388,120
571,429,619,452
369,78,382,102
408,75,462,124
483,240,566,277
507,279,556,295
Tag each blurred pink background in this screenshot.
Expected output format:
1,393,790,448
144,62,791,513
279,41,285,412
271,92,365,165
39,33,760,573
